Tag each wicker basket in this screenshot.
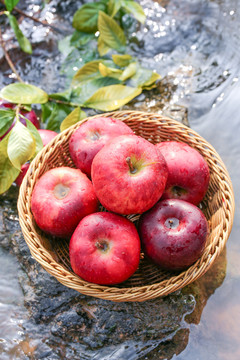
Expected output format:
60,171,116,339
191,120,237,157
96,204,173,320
17,111,235,302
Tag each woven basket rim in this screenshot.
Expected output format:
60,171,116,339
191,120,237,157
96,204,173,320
17,110,235,302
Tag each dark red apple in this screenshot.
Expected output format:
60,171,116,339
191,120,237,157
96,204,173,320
0,99,14,109
31,167,99,238
14,162,30,186
38,129,58,146
91,134,168,215
69,212,141,285
69,117,134,177
139,199,209,270
19,110,40,129
156,141,210,205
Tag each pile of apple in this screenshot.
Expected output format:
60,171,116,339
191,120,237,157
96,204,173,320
31,117,210,286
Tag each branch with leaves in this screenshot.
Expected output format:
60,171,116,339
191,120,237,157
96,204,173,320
0,0,161,194
0,0,32,53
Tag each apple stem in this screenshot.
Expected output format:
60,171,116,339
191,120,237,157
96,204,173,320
96,241,104,249
90,131,101,141
165,218,180,229
126,157,136,174
95,240,109,252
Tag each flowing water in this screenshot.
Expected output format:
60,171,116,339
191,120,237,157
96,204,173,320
0,0,240,359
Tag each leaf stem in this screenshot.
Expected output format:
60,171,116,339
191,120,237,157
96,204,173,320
0,26,23,82
0,0,68,35
48,97,81,108
15,105,21,121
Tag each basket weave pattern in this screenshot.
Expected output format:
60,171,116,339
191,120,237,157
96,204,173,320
17,111,235,302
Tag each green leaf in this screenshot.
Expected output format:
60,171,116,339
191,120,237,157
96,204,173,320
0,133,20,194
98,11,126,52
99,63,122,79
71,76,122,105
0,83,48,104
112,54,133,67
49,89,72,102
60,107,87,132
60,47,99,82
7,121,35,170
108,0,123,17
72,3,107,33
119,62,137,81
141,72,161,89
70,30,95,47
97,35,111,56
7,14,32,54
41,102,74,132
0,109,15,137
84,84,141,111
4,0,19,12
23,117,43,157
72,60,102,86
130,67,161,88
122,1,146,24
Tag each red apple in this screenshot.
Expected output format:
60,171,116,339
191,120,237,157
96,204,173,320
139,199,209,270
156,141,210,205
14,162,30,186
91,134,168,215
69,212,141,285
69,117,134,177
38,129,58,146
31,167,99,238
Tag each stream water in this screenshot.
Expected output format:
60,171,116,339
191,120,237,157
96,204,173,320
0,0,240,359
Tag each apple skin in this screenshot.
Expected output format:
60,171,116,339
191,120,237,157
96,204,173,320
91,134,168,215
139,199,209,270
69,117,134,177
31,167,99,238
38,129,58,146
156,141,210,205
69,212,141,285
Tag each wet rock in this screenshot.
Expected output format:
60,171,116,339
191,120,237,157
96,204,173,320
123,76,189,126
